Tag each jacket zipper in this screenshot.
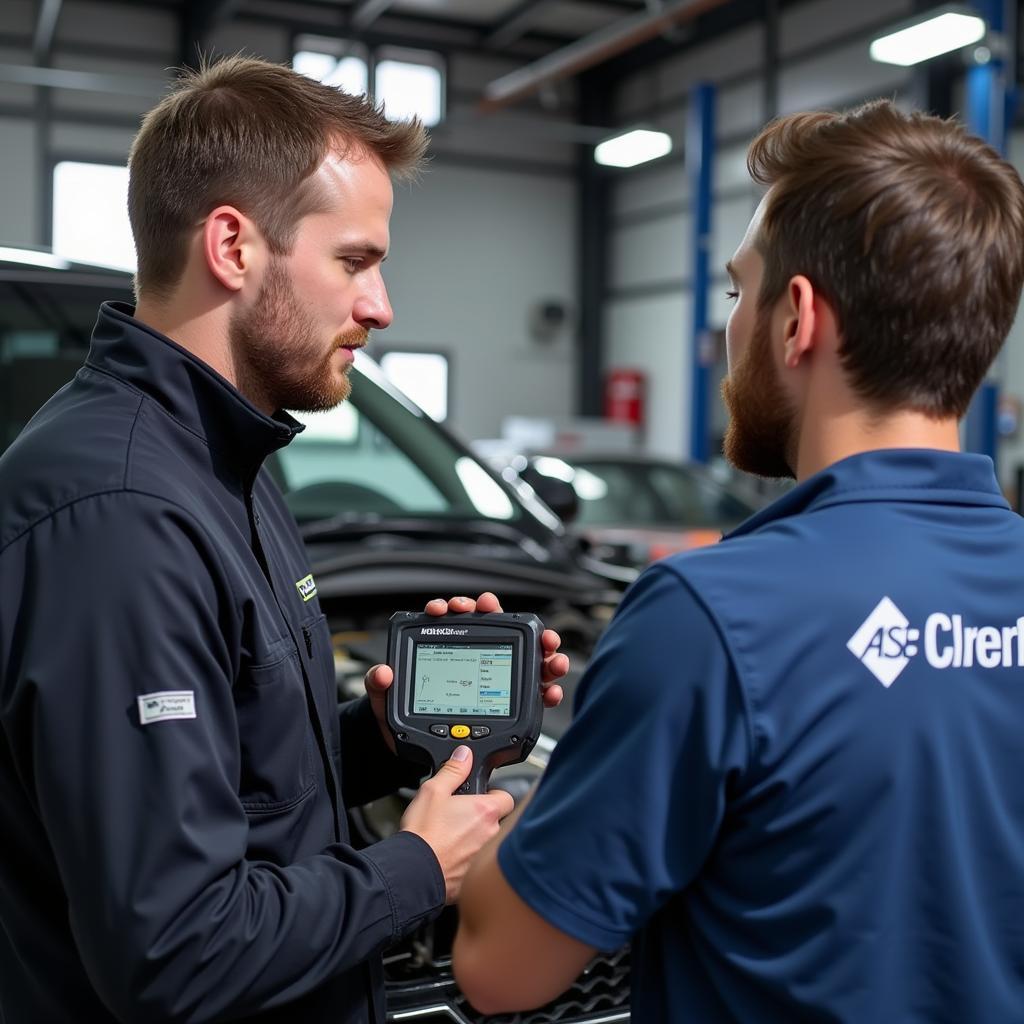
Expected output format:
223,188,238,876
302,624,313,659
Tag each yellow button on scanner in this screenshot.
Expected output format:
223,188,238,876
450,724,471,739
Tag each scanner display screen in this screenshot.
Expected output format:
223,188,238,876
412,643,514,717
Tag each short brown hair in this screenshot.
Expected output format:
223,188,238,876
748,99,1024,417
128,55,428,300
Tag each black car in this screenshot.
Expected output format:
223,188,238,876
0,249,630,1024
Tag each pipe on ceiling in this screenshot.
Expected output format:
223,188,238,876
480,0,733,112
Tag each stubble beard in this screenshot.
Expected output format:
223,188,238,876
230,257,368,414
721,306,797,479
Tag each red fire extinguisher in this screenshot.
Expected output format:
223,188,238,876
604,368,645,426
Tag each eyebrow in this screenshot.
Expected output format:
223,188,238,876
338,242,388,261
725,259,738,280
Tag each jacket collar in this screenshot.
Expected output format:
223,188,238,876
726,448,1009,540
87,301,303,482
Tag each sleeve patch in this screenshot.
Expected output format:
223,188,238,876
138,690,196,725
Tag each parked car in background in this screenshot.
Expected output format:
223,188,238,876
707,454,796,509
0,248,631,1024
496,451,762,572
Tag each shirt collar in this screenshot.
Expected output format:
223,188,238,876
87,301,303,481
725,449,1009,540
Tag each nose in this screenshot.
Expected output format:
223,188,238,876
353,269,393,331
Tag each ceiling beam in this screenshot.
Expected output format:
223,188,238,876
439,109,611,144
242,1,580,59
0,62,166,96
600,0,776,85
33,0,63,63
180,0,245,63
480,0,731,111
483,0,548,50
351,0,399,32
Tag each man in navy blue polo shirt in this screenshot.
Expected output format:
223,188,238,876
453,99,1024,1022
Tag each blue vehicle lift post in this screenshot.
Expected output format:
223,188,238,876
964,0,1010,460
688,82,716,463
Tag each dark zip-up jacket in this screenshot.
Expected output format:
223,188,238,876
0,302,444,1023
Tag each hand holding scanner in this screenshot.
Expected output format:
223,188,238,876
386,611,544,794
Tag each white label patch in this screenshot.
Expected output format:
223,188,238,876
296,574,317,602
138,690,196,725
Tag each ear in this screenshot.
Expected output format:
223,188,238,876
201,206,264,293
780,274,818,370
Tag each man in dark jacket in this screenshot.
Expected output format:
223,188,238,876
0,57,565,1023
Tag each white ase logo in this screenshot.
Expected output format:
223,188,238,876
847,597,918,687
848,596,1024,687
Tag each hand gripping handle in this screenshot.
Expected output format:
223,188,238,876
434,755,491,795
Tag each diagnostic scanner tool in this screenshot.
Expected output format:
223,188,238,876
386,611,544,794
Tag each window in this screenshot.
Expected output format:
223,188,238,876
293,37,444,126
52,161,135,271
294,36,369,95
375,48,444,127
379,351,449,421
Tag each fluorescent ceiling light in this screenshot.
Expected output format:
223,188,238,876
595,129,672,168
870,8,986,66
0,246,70,269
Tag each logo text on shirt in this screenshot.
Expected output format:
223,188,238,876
848,596,1024,686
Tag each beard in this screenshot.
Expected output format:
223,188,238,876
229,257,367,413
721,306,797,479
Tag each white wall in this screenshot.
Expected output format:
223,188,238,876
0,0,578,444
605,293,689,460
385,164,576,439
0,118,37,247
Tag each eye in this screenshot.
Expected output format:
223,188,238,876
340,257,362,273
725,289,739,300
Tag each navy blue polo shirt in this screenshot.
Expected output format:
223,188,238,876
500,450,1024,1023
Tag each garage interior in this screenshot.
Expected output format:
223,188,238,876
2,2,1024,1022
3,0,1023,478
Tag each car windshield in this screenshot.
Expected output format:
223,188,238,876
272,353,522,525
541,457,756,528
